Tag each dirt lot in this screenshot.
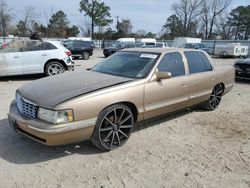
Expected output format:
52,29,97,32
0,49,249,188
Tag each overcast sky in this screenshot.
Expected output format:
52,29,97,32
6,0,250,34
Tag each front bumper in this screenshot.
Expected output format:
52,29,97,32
8,101,96,146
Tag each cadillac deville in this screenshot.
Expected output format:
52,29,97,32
8,48,235,151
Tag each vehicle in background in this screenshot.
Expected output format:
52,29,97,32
182,43,210,53
214,43,249,58
173,37,201,48
63,40,93,60
234,58,250,80
116,38,135,43
103,42,140,57
8,48,234,151
137,38,157,46
0,40,74,77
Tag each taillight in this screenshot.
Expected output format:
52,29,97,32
65,51,72,56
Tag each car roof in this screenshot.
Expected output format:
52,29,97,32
122,47,202,54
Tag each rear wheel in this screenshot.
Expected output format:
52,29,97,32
45,61,65,76
91,104,134,151
203,84,224,111
82,51,90,60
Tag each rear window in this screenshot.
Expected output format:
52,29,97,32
44,42,57,50
184,51,212,74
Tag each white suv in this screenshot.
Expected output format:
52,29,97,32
0,40,74,76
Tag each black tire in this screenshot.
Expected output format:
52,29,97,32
203,84,224,111
82,51,90,60
91,104,134,151
45,61,65,76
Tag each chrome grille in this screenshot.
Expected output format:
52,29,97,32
16,94,38,118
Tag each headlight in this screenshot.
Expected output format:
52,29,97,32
37,108,74,124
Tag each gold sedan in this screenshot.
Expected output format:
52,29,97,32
8,48,234,151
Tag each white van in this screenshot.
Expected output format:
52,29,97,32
137,38,156,46
117,38,135,43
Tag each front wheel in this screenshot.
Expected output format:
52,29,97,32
45,61,65,76
203,84,224,111
91,104,134,151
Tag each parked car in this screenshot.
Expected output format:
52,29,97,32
8,48,234,151
0,40,74,77
214,43,249,58
63,40,93,60
182,43,210,53
103,42,140,57
234,58,250,80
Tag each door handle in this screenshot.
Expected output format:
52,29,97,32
42,53,47,56
181,82,187,87
13,55,19,58
210,78,215,81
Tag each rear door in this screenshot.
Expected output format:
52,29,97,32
0,42,22,76
184,51,215,105
21,41,49,74
144,52,189,119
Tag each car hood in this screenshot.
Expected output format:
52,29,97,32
235,59,250,65
18,70,133,109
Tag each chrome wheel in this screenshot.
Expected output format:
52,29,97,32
93,105,134,151
208,84,224,110
47,64,64,75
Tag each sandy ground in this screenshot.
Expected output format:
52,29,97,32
0,49,249,188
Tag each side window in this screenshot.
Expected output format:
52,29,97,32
64,41,73,48
184,51,212,74
44,42,57,50
22,41,44,52
158,52,185,77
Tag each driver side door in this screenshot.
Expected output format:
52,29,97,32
144,52,189,119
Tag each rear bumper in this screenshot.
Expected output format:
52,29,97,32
8,101,96,146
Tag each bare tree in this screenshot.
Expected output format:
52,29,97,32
0,0,11,37
22,6,39,34
201,0,232,39
215,12,234,39
79,18,91,37
117,19,133,35
172,0,202,36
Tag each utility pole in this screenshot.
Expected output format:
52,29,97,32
115,16,119,33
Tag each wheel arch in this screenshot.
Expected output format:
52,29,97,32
100,101,139,122
44,59,67,73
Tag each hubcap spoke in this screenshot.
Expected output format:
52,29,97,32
105,117,113,126
103,130,113,141
100,126,113,132
117,108,125,122
120,124,133,129
110,133,115,147
116,132,120,146
118,130,128,138
113,109,117,123
120,114,132,125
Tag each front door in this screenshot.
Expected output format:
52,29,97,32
144,52,189,119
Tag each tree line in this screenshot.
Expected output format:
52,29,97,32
0,0,249,40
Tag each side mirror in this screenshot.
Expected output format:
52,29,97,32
154,71,172,81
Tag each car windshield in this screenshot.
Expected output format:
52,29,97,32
91,51,159,79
